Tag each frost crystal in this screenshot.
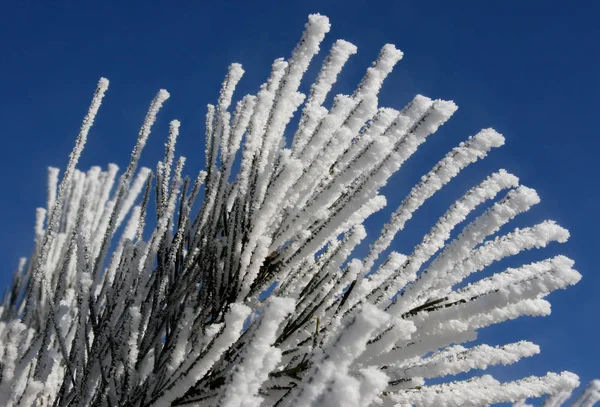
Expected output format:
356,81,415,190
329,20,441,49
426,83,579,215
0,14,591,407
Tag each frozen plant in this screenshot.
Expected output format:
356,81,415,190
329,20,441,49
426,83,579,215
0,13,587,407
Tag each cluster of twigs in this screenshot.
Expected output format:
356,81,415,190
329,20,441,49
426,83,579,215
0,14,586,407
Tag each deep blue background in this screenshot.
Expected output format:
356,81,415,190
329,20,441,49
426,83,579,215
0,1,598,404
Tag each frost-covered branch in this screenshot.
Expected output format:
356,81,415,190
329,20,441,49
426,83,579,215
0,14,587,407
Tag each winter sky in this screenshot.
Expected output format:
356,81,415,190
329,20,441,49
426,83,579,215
0,0,598,403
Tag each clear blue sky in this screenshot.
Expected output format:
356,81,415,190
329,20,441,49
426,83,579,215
0,1,598,403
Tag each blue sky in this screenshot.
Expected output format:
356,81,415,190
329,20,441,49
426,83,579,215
0,0,598,403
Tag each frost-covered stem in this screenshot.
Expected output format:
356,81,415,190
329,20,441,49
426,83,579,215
24,78,109,326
